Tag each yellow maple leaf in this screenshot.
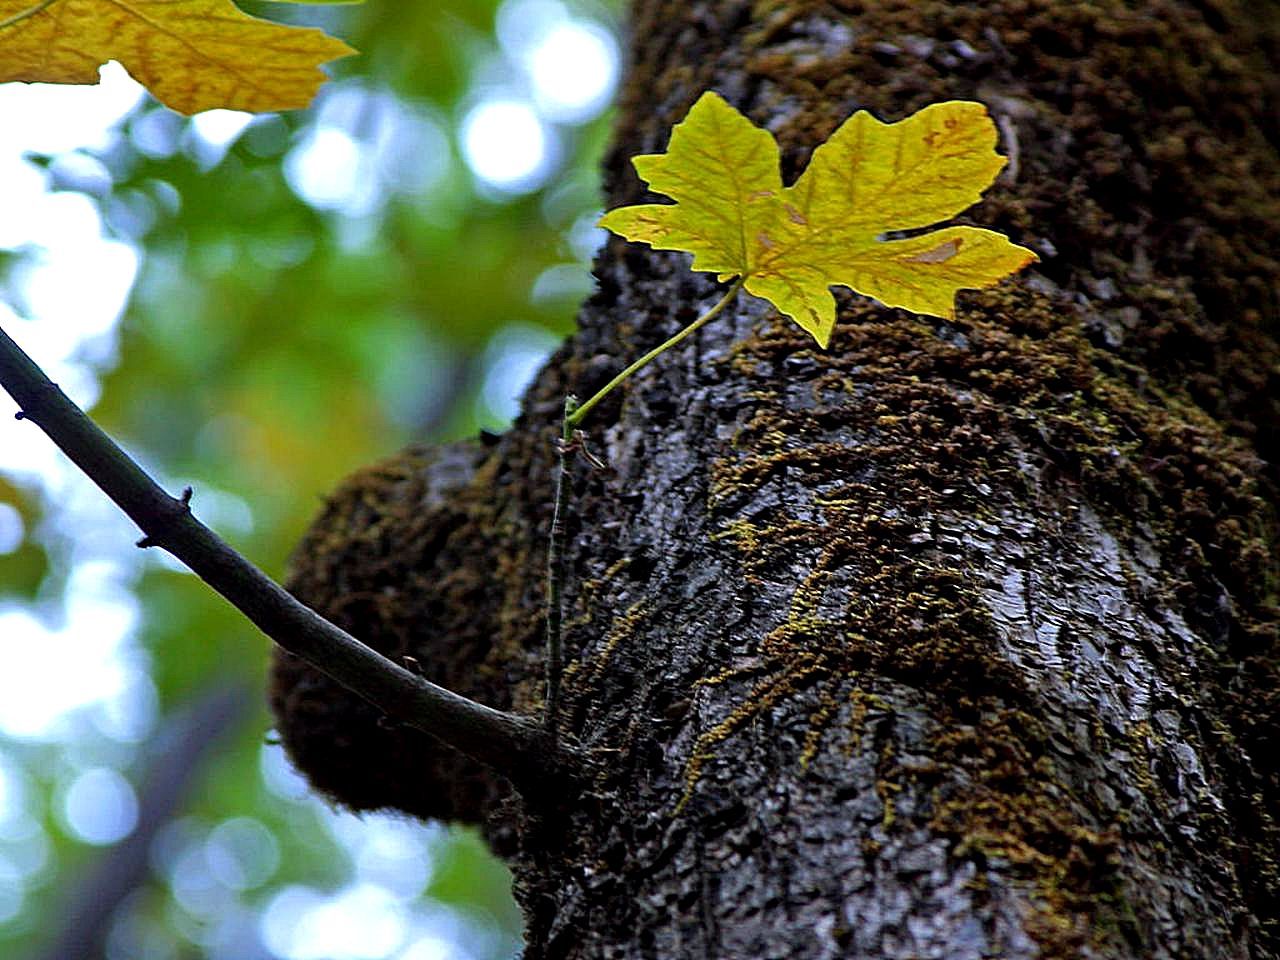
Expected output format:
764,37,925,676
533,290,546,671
0,0,354,114
600,92,1038,348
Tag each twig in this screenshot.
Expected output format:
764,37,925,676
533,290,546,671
543,397,577,731
997,113,1020,184
542,279,745,729
0,323,575,792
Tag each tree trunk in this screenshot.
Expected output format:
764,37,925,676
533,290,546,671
269,1,1280,957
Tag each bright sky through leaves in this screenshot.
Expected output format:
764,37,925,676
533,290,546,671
600,92,1038,347
462,99,550,191
0,1,607,954
0,0,355,114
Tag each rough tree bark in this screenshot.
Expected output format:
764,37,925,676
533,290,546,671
269,1,1279,957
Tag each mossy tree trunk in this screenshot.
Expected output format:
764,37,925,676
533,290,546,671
270,1,1280,957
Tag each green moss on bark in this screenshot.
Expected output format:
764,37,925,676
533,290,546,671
606,0,1279,952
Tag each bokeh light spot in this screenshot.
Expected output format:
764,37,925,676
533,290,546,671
262,883,407,960
61,767,138,846
207,817,280,891
284,126,373,214
529,21,618,122
461,100,550,193
0,503,23,555
0,754,31,827
259,740,310,801
479,324,561,424
187,108,253,168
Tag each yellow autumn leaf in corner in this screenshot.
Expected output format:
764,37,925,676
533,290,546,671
599,92,1038,348
0,0,355,114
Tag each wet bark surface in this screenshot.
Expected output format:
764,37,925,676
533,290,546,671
271,1,1280,957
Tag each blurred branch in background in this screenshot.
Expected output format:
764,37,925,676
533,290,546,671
31,680,251,960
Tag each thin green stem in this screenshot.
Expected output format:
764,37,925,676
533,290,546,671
543,279,745,731
544,395,578,731
565,276,745,431
0,0,57,31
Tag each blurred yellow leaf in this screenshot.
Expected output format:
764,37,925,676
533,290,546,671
600,92,1037,347
0,0,355,114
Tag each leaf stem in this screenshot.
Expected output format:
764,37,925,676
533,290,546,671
565,276,745,430
0,0,57,32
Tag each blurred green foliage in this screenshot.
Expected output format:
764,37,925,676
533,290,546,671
0,0,619,957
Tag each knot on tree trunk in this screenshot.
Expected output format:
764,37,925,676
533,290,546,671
269,439,548,837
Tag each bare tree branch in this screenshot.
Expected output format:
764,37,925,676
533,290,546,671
0,323,575,792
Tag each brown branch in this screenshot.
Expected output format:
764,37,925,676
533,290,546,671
0,323,576,793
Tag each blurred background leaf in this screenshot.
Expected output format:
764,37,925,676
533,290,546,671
0,1,620,957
